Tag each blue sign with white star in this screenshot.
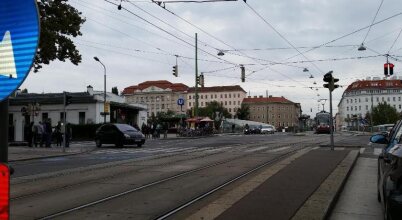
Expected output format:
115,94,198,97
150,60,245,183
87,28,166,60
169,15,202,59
0,0,40,102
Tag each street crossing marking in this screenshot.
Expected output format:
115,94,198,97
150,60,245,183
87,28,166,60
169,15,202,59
268,146,291,153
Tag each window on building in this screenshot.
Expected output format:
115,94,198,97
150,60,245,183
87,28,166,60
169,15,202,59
201,102,203,106
382,97,385,102
359,106,361,111
220,94,223,98
387,97,390,102
225,94,227,98
201,95,203,99
350,99,353,103
189,102,191,107
229,101,232,105
238,101,240,105
399,105,401,109
393,97,396,101
162,104,165,109
189,95,191,99
229,94,231,98
238,94,240,98
366,105,368,110
355,106,357,111
225,101,227,105
365,98,368,102
79,112,85,125
346,99,349,104
399,97,401,101
211,95,213,99
221,101,223,105
215,94,217,98
229,108,232,112
377,97,379,102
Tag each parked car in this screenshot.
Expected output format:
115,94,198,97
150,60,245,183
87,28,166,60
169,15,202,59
370,120,402,220
261,125,275,134
95,123,145,148
244,125,261,135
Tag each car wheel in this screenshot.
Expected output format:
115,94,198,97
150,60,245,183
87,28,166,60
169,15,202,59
95,139,102,148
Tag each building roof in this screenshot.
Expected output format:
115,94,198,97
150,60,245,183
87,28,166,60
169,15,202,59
187,85,246,93
122,80,189,94
9,92,96,105
345,79,402,92
242,96,294,104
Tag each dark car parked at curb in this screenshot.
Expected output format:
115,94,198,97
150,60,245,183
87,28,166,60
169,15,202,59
95,123,145,148
244,125,261,135
370,120,402,220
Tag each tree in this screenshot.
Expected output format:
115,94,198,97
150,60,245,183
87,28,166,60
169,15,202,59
111,87,118,95
236,103,250,120
198,101,231,119
34,0,85,72
21,88,28,94
372,102,399,125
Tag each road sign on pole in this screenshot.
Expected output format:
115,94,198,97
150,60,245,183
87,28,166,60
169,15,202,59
0,0,40,102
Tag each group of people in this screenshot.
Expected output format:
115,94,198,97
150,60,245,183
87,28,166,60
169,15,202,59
25,120,71,148
141,123,168,139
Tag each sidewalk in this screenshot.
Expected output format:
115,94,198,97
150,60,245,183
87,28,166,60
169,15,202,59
8,141,96,162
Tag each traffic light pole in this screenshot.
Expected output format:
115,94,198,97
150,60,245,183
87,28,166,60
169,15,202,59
329,90,334,150
63,92,66,153
195,33,199,117
0,99,9,163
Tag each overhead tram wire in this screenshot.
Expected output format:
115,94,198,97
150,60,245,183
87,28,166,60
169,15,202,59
104,0,238,66
152,1,278,74
387,28,402,54
127,1,223,52
243,1,324,76
360,0,385,46
73,0,195,54
285,11,402,61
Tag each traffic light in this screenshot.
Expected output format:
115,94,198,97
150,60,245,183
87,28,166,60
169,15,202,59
323,72,332,89
240,65,245,82
196,75,200,85
172,65,178,77
199,74,204,87
64,92,73,106
0,163,10,220
384,63,395,76
323,71,339,92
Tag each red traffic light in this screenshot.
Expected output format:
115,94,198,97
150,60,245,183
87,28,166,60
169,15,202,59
389,63,394,75
0,163,10,220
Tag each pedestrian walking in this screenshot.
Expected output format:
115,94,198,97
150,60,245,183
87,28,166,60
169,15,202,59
44,120,52,148
37,121,44,147
65,123,72,148
55,121,62,146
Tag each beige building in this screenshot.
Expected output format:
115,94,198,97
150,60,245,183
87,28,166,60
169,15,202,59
187,86,247,117
243,95,301,128
122,80,188,117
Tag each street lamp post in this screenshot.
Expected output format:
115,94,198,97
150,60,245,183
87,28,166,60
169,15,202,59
94,57,107,124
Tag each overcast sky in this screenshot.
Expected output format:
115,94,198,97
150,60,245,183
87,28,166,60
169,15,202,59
21,0,402,117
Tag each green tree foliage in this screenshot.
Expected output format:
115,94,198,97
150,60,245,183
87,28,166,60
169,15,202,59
111,87,118,95
372,102,399,125
236,103,250,120
198,101,231,119
34,0,85,72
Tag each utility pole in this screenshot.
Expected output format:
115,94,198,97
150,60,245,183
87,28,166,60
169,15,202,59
0,99,9,163
266,90,269,124
195,33,199,117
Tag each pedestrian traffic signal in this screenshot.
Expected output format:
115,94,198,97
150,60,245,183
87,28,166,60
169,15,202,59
240,65,245,82
0,163,10,220
64,92,73,106
172,65,178,77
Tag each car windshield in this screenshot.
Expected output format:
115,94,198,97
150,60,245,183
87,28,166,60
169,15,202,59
115,124,137,132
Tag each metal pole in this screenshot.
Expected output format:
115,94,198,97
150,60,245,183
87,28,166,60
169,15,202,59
0,99,9,163
195,33,199,117
63,92,66,153
104,65,106,124
371,91,374,132
329,90,334,150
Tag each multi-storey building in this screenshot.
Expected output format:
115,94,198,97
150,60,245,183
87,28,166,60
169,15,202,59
123,80,189,117
187,85,247,117
337,77,402,129
242,95,301,129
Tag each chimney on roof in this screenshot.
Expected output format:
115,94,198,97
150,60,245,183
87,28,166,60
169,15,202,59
87,85,94,95
254,96,257,98
269,95,272,98
259,95,263,98
248,96,251,98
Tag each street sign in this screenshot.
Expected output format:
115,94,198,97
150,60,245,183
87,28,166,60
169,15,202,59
0,0,40,102
177,97,185,106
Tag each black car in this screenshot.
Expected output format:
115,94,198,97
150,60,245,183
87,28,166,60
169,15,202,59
244,125,261,135
95,123,145,148
370,120,402,220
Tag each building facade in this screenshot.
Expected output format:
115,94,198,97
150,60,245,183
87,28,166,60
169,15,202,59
123,80,189,117
242,96,301,129
337,77,402,130
8,86,147,142
187,85,247,117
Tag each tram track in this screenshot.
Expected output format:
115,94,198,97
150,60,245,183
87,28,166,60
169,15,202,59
26,138,326,219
